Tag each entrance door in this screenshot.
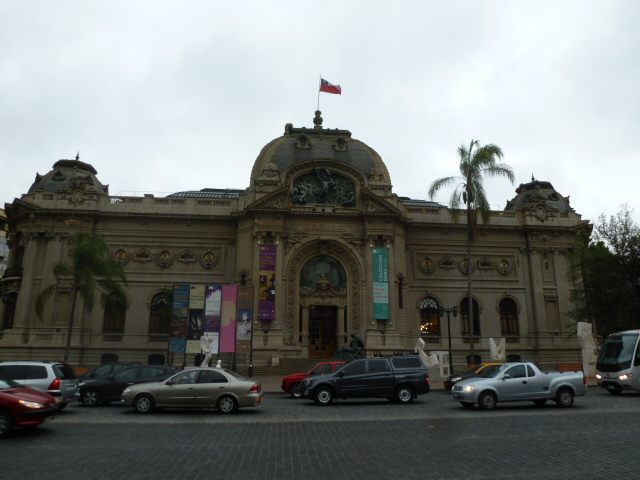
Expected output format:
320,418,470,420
309,305,337,359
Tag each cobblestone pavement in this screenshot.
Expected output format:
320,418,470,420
2,386,639,480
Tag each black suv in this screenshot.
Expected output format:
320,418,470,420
300,355,430,405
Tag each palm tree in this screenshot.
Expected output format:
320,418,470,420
428,140,514,365
35,233,128,362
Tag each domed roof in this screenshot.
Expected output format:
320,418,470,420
250,111,391,185
504,178,571,212
28,158,108,194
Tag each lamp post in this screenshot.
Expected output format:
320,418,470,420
439,306,458,375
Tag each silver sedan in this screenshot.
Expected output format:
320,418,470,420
120,367,263,414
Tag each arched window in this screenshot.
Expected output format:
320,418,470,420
419,297,440,336
460,297,481,338
300,255,347,290
499,297,520,340
149,292,172,334
102,293,126,334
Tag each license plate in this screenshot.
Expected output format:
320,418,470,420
66,384,77,389
452,394,460,399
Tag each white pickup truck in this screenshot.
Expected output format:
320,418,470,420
451,361,587,410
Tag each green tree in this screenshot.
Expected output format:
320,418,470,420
35,233,128,362
428,140,514,362
570,205,640,336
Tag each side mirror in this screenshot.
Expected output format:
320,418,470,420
337,371,345,378
108,374,115,381
502,374,511,380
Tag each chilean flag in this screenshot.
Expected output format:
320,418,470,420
319,78,342,95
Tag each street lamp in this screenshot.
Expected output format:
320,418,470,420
439,306,458,375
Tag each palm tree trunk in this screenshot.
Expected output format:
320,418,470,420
467,194,474,365
63,288,79,363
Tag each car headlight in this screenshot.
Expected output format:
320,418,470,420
451,377,462,382
462,385,475,392
19,400,46,409
595,374,602,379
619,374,633,381
123,388,132,393
79,382,86,387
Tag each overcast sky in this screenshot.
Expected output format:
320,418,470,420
1,1,638,227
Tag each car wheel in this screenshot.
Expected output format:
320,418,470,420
555,388,574,408
478,391,497,410
134,394,155,414
313,387,335,405
607,387,622,395
217,396,238,414
0,410,13,439
289,383,302,399
460,402,474,408
394,385,415,404
82,389,101,407
533,399,548,406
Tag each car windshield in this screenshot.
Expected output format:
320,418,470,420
598,334,638,369
479,364,507,378
0,375,20,389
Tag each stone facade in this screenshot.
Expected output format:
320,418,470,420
0,116,590,369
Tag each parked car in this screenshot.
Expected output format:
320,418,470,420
451,361,587,410
79,365,179,406
443,363,502,390
120,367,263,414
281,361,346,398
0,375,60,438
79,362,140,381
0,361,79,409
300,355,430,405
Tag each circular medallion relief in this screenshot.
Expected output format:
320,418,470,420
418,257,436,274
114,249,129,265
155,250,174,268
200,251,219,269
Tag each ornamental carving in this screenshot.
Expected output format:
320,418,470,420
286,241,361,346
333,136,349,152
300,274,347,299
457,258,476,275
177,249,197,264
155,250,174,268
497,258,513,276
439,256,456,270
418,256,436,274
114,249,130,266
200,250,219,269
295,135,311,150
133,248,153,263
477,258,494,271
292,168,356,207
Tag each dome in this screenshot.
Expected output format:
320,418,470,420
28,158,108,194
504,179,572,212
250,111,391,186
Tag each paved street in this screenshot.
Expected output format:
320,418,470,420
2,386,639,480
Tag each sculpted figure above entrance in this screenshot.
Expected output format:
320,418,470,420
292,168,356,207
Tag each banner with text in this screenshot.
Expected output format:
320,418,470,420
258,245,276,319
373,248,390,319
170,284,189,353
204,285,222,355
220,285,238,352
186,284,205,353
236,286,253,357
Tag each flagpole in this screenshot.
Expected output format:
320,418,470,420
317,74,321,111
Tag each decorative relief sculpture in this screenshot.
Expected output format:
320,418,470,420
292,168,356,207
332,333,365,361
200,251,219,269
155,250,174,268
114,249,130,265
419,257,436,274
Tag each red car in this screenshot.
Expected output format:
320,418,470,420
281,362,346,398
0,375,60,438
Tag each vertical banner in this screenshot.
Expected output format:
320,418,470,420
258,245,276,319
170,284,189,353
204,285,222,355
186,285,206,353
236,286,253,357
373,248,390,319
220,285,238,352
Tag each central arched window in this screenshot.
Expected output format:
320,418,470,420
460,297,481,339
300,255,346,290
419,297,440,336
102,293,126,334
149,292,172,334
499,297,519,341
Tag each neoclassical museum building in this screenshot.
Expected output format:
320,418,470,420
0,113,591,370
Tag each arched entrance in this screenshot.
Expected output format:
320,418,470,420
285,240,363,358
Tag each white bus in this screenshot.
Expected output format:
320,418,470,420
596,329,640,394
